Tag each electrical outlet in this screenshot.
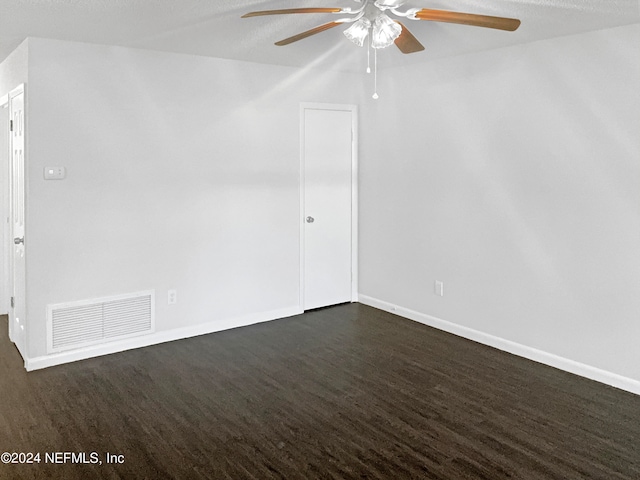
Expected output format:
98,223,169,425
168,289,177,305
434,281,444,297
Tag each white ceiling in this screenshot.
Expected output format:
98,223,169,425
0,0,638,72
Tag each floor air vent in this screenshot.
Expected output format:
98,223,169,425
47,291,155,353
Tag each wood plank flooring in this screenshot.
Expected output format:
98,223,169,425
0,303,639,479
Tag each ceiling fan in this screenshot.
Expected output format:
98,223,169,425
242,0,521,97
242,0,521,52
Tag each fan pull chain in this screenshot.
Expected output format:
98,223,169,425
366,35,371,74
372,48,379,100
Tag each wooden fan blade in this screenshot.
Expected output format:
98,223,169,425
414,9,521,31
394,22,425,54
275,22,342,46
242,8,343,18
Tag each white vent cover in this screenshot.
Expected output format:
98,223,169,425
47,291,155,353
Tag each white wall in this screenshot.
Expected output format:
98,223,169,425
0,39,28,95
23,38,360,361
0,39,28,316
359,24,640,388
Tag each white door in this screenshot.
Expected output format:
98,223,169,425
302,105,357,310
9,85,26,349
0,95,8,316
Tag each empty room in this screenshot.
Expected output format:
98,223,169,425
1,0,639,478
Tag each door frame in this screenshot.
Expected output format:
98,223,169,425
0,93,8,316
299,102,358,310
8,83,26,348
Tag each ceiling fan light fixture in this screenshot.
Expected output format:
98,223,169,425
371,14,402,49
343,17,371,47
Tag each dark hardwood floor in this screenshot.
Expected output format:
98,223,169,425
0,304,638,479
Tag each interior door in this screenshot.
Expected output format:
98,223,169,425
302,106,356,310
0,96,8,316
9,85,26,349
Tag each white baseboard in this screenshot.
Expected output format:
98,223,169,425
25,306,303,371
358,295,640,396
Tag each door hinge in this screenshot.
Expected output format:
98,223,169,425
11,296,15,308
10,120,13,131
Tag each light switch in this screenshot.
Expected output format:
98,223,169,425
44,166,66,180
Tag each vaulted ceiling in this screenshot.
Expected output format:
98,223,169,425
0,0,638,72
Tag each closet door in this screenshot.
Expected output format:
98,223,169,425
302,105,356,310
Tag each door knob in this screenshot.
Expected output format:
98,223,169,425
306,216,315,223
14,237,24,245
